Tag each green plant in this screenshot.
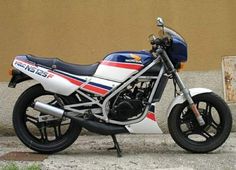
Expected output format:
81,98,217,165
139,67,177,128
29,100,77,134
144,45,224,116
1,163,40,170
1,163,19,170
24,164,40,170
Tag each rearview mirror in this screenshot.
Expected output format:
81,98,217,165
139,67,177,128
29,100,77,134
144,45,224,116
157,17,164,27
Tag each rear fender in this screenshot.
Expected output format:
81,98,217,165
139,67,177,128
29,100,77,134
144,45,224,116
167,88,212,117
8,69,32,88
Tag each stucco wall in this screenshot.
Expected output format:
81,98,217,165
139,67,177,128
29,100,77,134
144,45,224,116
1,0,236,81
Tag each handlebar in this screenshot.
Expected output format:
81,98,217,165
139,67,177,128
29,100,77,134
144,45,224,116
150,38,162,45
150,37,171,54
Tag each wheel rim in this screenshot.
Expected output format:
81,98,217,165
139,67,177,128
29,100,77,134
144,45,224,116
23,94,72,144
178,100,223,143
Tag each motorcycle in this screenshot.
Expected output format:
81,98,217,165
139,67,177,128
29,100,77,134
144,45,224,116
8,17,232,157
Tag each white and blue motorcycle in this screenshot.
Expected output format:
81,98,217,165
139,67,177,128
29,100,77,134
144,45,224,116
8,17,232,157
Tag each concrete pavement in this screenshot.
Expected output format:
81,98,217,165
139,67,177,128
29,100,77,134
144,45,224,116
0,133,235,170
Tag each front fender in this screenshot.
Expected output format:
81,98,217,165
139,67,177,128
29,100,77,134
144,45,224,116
167,88,212,117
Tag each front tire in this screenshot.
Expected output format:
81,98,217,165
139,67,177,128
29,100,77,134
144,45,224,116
168,92,232,153
13,84,81,154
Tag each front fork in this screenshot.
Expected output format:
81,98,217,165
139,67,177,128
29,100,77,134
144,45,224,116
157,49,205,126
172,68,205,126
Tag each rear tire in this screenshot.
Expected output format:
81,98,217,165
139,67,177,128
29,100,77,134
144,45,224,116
168,92,232,153
13,84,81,154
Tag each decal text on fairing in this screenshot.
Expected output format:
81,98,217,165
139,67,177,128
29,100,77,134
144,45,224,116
15,60,54,78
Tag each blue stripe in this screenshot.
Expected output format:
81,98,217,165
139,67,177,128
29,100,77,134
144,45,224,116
72,76,86,82
104,51,153,66
88,82,112,90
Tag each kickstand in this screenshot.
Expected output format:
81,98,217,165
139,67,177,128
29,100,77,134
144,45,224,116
108,135,122,157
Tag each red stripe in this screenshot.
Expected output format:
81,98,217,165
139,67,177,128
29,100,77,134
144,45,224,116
101,61,143,70
48,70,108,95
48,70,83,86
146,112,156,121
82,84,108,95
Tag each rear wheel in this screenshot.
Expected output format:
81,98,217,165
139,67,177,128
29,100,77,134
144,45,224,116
13,84,81,154
168,93,232,153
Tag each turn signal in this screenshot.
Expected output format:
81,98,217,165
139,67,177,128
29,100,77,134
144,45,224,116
177,63,184,72
8,68,13,76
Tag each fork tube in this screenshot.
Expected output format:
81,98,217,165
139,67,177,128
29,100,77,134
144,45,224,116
157,49,205,126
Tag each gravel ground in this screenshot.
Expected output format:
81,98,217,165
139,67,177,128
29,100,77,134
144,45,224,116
0,133,235,170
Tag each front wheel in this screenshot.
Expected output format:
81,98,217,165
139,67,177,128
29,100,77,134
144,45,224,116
168,92,232,153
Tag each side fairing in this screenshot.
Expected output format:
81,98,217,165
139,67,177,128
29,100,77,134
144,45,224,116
125,112,162,134
13,56,120,96
125,104,162,134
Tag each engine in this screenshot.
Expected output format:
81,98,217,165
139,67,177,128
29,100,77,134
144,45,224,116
108,80,153,121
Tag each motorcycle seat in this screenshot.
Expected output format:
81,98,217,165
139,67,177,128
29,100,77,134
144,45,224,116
26,55,99,76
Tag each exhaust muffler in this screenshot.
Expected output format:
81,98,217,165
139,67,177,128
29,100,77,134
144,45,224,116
33,101,64,118
33,101,128,135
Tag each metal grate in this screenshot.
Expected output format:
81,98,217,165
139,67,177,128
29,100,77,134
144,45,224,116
0,152,48,161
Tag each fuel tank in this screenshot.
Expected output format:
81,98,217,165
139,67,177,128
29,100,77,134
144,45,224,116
94,51,154,82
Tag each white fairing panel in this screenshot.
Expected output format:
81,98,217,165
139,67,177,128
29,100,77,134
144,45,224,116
167,88,212,117
13,58,79,95
94,61,143,82
125,111,162,134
